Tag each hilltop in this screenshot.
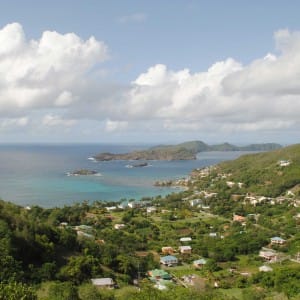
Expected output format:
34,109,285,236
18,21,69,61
93,141,282,161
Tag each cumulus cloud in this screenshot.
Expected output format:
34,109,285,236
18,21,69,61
0,117,29,132
0,22,108,118
0,22,299,141
105,119,128,132
115,29,300,137
42,114,76,127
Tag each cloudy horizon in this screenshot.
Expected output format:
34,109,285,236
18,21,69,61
0,2,299,145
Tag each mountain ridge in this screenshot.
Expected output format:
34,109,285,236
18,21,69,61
93,141,282,161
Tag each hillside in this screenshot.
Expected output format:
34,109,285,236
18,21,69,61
0,144,299,299
214,143,300,197
93,141,282,161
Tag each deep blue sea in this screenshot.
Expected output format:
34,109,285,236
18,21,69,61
0,144,251,208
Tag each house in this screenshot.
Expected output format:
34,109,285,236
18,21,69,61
91,278,114,289
161,247,174,255
128,201,139,209
179,245,192,254
193,258,207,268
147,206,157,214
114,223,125,230
105,206,117,211
189,199,202,207
233,214,246,223
209,232,217,238
180,237,192,242
259,265,273,272
160,255,178,266
259,249,277,262
270,236,286,245
148,269,171,281
118,202,128,209
278,160,291,167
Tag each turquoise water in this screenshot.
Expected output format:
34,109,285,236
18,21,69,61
0,144,250,207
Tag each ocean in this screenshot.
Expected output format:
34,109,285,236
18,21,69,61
0,144,250,208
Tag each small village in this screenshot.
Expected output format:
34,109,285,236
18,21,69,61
54,155,300,298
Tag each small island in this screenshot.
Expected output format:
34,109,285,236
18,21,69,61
67,169,98,176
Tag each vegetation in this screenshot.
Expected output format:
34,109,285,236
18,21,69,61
0,144,299,299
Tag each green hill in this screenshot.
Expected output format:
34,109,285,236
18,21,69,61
217,143,300,197
93,141,282,161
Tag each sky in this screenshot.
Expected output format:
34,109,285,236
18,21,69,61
0,0,299,145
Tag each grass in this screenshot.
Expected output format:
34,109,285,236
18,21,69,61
219,288,243,299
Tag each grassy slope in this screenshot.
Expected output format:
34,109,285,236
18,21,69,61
218,144,300,197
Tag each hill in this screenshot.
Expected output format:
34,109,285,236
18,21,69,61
214,143,300,197
93,141,282,161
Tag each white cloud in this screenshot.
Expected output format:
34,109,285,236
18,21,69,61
105,119,128,132
114,29,300,137
42,114,76,127
0,22,108,117
0,22,299,142
0,117,28,131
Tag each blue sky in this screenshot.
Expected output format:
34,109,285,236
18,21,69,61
0,1,299,144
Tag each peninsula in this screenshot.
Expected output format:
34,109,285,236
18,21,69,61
92,141,282,161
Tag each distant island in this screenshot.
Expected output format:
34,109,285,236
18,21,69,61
67,169,98,176
92,141,282,161
126,162,149,168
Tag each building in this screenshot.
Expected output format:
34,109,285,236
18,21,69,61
160,255,178,266
180,237,192,242
233,214,246,223
278,160,291,167
270,236,286,245
147,206,157,214
148,269,171,281
161,247,174,255
259,265,273,272
179,245,192,254
259,249,277,262
114,223,125,230
193,258,207,268
91,278,114,289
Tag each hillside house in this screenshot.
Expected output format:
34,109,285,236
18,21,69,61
259,265,273,272
180,237,192,242
160,255,178,266
278,160,291,167
146,206,157,213
114,223,125,230
161,247,174,255
148,269,171,281
270,236,286,245
233,214,246,223
91,278,114,289
259,249,277,262
193,258,207,268
179,245,192,254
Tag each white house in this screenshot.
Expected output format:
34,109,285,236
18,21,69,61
179,245,192,254
91,278,114,288
180,237,192,242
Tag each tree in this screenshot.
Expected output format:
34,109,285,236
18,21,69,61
0,282,37,300
48,281,79,300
